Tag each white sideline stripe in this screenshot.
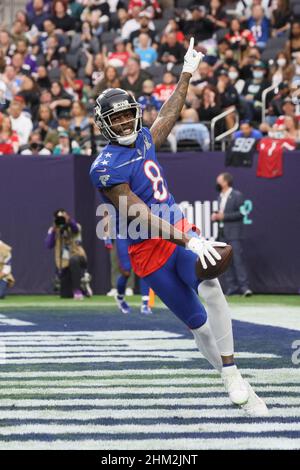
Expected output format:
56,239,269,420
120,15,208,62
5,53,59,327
230,305,300,332
2,379,298,387
1,385,299,396
0,396,298,407
0,437,299,450
1,422,300,436
0,367,296,379
0,319,34,326
2,350,279,359
0,331,181,339
1,407,300,421
0,358,191,364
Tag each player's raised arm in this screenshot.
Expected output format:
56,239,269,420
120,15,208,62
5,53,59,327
150,38,205,149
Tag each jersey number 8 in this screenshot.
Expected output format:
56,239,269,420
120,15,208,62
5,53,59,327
144,160,168,202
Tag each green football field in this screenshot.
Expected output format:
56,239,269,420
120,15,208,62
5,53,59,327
0,294,299,450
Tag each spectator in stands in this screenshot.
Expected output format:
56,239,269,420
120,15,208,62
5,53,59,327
241,60,270,121
0,65,22,103
233,120,262,140
85,51,106,87
228,65,245,95
51,0,76,32
190,61,215,95
14,38,38,74
134,32,158,68
270,0,291,38
70,21,100,56
173,106,210,151
36,65,51,90
153,71,176,103
129,10,158,48
225,18,256,57
0,240,14,299
260,97,299,134
27,0,50,31
61,66,84,101
216,69,239,128
45,209,90,299
17,74,40,122
138,79,161,110
162,19,184,44
181,5,214,43
270,51,294,87
106,38,131,68
247,4,270,49
69,101,91,145
280,115,300,141
158,31,185,65
206,0,228,32
35,103,58,141
0,115,14,154
8,96,33,146
20,129,51,155
49,80,73,118
121,6,144,40
44,34,64,71
128,0,162,19
239,46,262,80
0,31,11,59
234,0,272,21
53,130,81,155
0,115,20,153
267,81,291,124
120,57,151,99
288,21,300,58
197,84,221,123
15,10,30,35
11,20,28,45
93,66,121,97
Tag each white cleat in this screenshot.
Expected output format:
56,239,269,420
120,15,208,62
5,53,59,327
222,365,249,405
241,381,269,417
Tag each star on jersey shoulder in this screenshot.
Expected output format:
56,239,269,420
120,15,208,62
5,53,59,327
105,152,112,158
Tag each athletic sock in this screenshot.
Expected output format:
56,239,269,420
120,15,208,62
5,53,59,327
116,274,127,296
198,279,234,357
191,321,223,373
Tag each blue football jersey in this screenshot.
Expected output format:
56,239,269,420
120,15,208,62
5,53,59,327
90,127,183,243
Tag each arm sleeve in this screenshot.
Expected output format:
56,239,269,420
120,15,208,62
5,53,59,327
45,227,56,249
90,164,129,190
69,219,79,234
223,192,245,222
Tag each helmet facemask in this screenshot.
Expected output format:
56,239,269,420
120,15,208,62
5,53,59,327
94,101,142,146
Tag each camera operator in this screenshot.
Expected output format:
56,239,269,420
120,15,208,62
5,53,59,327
45,209,92,299
0,240,15,299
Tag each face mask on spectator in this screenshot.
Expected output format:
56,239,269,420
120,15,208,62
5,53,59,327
228,71,238,80
295,65,300,75
253,70,264,79
277,58,287,67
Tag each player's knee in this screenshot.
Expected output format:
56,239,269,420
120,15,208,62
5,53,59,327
122,270,131,278
198,278,223,302
187,307,207,329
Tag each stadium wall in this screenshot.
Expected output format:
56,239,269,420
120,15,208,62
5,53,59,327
1,152,299,295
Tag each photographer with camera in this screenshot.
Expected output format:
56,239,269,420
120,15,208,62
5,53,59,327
45,209,92,299
0,240,15,299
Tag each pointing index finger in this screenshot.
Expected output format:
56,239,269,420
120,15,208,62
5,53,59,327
188,37,194,53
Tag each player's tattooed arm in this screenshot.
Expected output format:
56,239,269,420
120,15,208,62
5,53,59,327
150,73,191,149
101,184,190,247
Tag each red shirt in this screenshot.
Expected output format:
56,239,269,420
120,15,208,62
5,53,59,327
257,137,295,178
0,142,14,155
153,84,176,103
128,218,199,277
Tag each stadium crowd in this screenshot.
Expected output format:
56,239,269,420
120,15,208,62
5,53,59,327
0,0,300,155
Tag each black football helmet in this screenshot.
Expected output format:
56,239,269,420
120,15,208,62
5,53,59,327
94,88,142,145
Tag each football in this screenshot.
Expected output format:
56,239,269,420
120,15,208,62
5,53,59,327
195,245,233,280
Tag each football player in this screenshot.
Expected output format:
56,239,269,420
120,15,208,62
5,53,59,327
90,38,268,416
104,236,152,315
